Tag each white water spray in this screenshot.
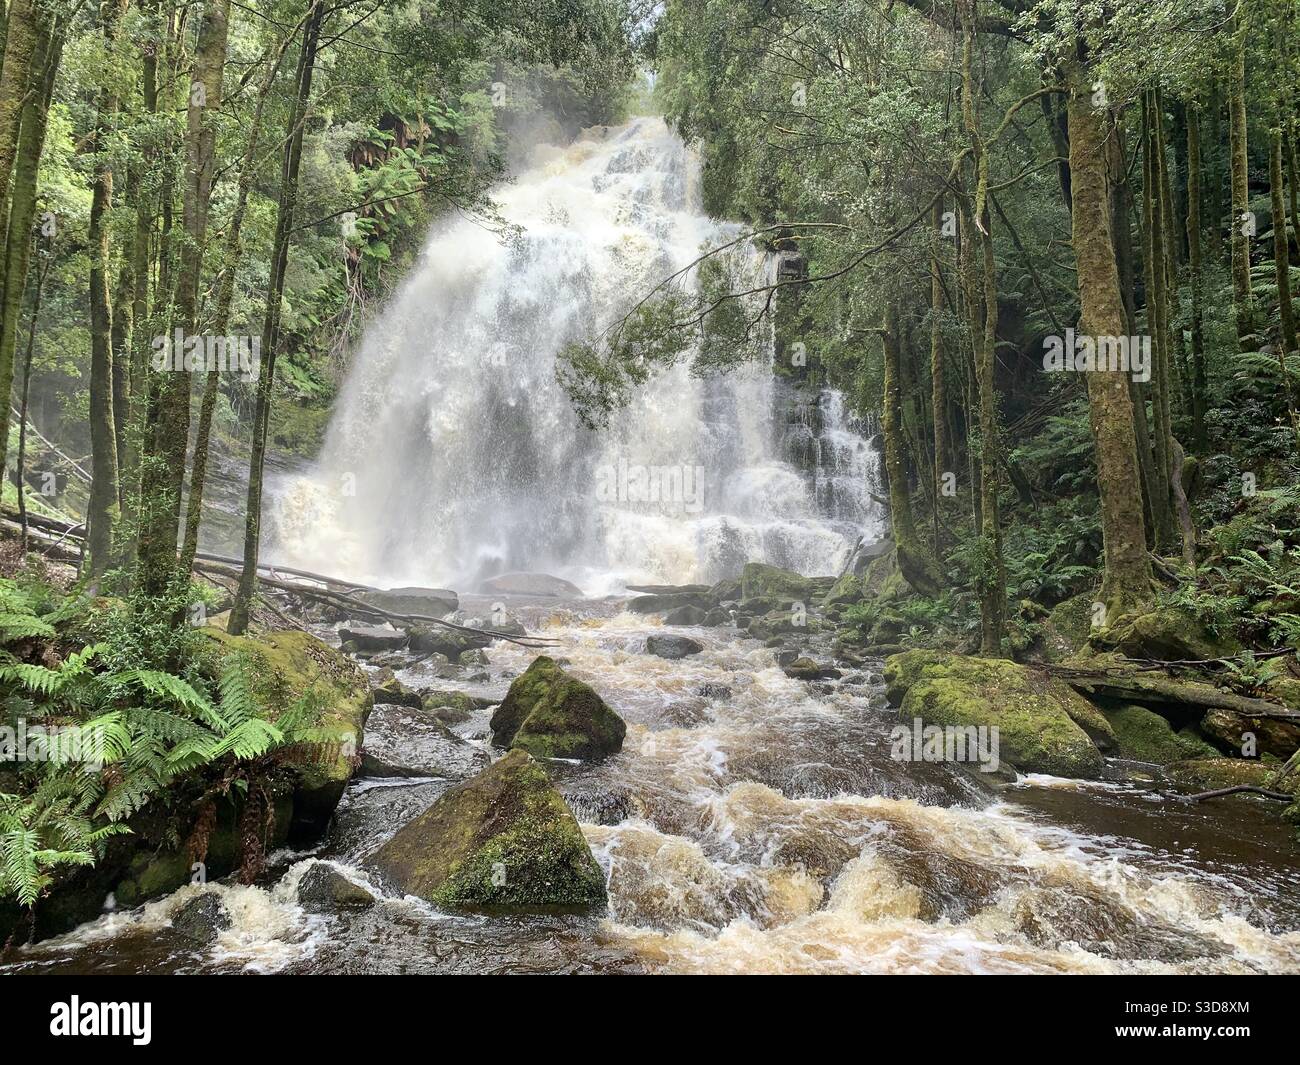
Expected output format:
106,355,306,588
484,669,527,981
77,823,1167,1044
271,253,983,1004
267,118,881,592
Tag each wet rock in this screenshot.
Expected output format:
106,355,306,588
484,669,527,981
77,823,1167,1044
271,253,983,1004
702,609,730,627
626,583,712,596
171,893,231,944
371,668,422,709
697,683,733,700
1164,757,1300,796
407,625,492,661
707,577,742,602
297,863,376,912
477,572,584,598
362,703,491,778
1105,703,1218,764
338,624,409,652
884,650,1104,778
371,749,606,910
740,562,818,601
660,700,712,727
782,657,841,681
628,592,710,614
822,570,864,607
663,604,708,625
490,656,625,759
354,586,458,618
459,648,490,666
644,634,703,660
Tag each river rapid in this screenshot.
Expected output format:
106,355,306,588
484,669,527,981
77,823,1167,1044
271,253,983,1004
6,592,1300,976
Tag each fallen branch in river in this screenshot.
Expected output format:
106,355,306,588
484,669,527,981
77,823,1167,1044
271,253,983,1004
1184,785,1295,803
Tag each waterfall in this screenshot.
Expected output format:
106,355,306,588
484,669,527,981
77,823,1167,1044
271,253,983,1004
267,118,882,593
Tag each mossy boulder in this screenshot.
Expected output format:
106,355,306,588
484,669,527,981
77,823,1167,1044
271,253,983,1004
1040,593,1096,663
823,570,864,607
1100,608,1240,662
406,625,492,661
1200,707,1300,759
489,656,625,760
201,627,372,834
885,650,1104,778
740,562,816,602
1104,704,1218,764
371,749,607,910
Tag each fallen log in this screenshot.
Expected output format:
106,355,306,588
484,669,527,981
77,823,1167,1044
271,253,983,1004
1044,664,1300,722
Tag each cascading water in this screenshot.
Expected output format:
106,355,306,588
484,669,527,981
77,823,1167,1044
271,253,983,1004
266,118,881,591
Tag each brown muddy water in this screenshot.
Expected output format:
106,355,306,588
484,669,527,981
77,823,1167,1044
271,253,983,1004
4,595,1299,975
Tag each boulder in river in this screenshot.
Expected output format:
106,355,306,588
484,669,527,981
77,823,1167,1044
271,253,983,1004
490,656,625,760
362,702,491,779
370,749,607,910
884,649,1104,778
406,625,492,661
740,562,818,602
627,592,711,614
339,624,408,652
354,586,458,618
171,893,231,944
297,863,376,912
477,572,584,598
663,604,708,626
371,668,422,709
782,657,841,681
645,634,703,659
1104,703,1218,764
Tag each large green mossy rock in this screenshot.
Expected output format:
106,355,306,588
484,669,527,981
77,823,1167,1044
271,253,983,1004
1100,608,1240,662
489,656,625,760
1040,593,1096,663
740,562,815,602
201,627,372,832
1104,704,1219,765
371,749,607,911
884,650,1104,778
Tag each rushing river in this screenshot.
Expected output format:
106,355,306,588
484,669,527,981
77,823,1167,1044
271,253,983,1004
6,592,1300,974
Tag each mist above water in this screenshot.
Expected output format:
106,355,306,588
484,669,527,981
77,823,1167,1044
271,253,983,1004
267,118,881,592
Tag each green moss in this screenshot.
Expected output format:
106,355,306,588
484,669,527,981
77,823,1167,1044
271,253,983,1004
373,749,606,910
889,652,1104,778
1104,704,1219,764
200,628,372,827
490,656,625,760
1041,593,1096,663
1165,758,1300,795
740,562,815,601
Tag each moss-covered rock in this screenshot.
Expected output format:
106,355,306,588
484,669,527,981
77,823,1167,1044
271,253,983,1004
885,651,1104,778
1104,703,1219,764
1100,608,1240,662
740,562,816,602
371,749,607,910
1200,707,1300,759
1040,593,1096,663
489,656,625,760
823,570,864,607
201,627,371,834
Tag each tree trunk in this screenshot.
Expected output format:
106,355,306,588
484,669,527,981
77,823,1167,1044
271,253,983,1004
882,304,942,597
137,0,232,595
1186,105,1208,450
1066,72,1152,621
229,0,325,634
181,21,300,574
0,0,35,244
929,196,949,552
1228,26,1255,348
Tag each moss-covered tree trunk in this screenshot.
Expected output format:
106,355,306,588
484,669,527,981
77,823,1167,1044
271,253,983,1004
1186,105,1208,451
0,17,57,486
181,22,299,574
1066,72,1152,620
137,0,231,595
1228,26,1255,348
882,303,941,597
229,0,325,634
929,196,949,552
